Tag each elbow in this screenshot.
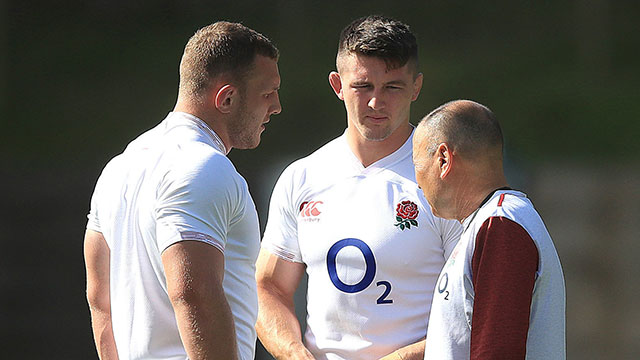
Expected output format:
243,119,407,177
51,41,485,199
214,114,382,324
86,286,110,316
168,281,220,309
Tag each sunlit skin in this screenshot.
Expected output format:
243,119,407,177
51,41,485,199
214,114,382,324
228,55,282,149
413,127,471,221
329,53,423,167
412,129,445,217
413,112,508,222
175,55,281,153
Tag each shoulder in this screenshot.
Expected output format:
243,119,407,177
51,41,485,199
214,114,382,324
161,144,248,200
275,135,345,186
179,143,238,177
93,153,128,192
470,191,545,254
476,191,535,225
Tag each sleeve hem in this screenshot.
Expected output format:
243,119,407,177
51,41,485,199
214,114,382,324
261,243,303,263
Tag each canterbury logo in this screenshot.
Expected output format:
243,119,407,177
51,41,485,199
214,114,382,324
299,201,323,217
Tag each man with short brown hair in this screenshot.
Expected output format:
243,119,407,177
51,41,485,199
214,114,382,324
84,21,281,360
256,16,461,360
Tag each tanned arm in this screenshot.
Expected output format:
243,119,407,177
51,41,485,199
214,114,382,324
379,339,426,360
162,240,238,360
84,229,119,360
255,249,315,360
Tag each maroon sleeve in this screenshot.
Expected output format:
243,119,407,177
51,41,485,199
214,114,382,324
470,216,539,360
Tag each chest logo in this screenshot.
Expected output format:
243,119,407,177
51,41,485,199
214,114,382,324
300,201,323,218
394,200,419,230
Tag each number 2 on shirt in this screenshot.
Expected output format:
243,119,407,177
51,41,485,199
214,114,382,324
326,238,393,304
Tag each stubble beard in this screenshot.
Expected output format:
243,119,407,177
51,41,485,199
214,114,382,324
228,98,262,150
354,119,395,142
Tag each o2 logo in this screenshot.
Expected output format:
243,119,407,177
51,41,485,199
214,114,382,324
326,238,393,304
437,272,450,300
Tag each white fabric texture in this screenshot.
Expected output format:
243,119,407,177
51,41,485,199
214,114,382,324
87,112,260,360
262,131,462,359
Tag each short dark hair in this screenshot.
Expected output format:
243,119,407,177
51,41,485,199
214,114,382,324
337,15,418,73
179,21,279,100
420,100,503,157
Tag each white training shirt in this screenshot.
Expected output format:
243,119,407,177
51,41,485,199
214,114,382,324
262,131,462,360
424,190,566,359
87,112,260,360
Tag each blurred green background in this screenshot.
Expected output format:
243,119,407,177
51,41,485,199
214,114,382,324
2,1,639,359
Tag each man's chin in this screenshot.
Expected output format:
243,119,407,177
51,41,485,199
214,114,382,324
235,135,261,150
357,126,391,142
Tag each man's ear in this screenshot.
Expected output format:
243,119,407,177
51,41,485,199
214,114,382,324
437,143,453,179
412,72,423,102
214,84,236,114
328,71,344,100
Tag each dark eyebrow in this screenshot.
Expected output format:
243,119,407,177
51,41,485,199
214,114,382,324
385,80,407,86
268,81,280,91
351,80,371,86
350,79,407,87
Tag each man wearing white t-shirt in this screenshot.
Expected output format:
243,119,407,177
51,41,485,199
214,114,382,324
256,16,462,360
413,100,566,359
84,22,281,360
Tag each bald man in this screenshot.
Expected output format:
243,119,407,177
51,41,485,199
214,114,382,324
413,100,566,359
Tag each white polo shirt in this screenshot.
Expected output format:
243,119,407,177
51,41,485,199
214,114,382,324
87,112,260,360
262,131,462,359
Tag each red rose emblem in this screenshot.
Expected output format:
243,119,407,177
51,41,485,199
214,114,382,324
396,200,419,220
394,200,419,230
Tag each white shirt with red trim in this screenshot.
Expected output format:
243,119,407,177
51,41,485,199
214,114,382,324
87,112,260,360
424,190,566,360
261,131,462,360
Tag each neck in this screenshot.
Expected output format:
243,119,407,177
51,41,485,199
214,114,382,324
174,99,232,153
454,177,509,222
456,181,507,222
346,123,412,167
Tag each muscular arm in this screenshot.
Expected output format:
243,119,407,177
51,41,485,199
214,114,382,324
162,241,238,360
255,249,314,360
379,339,425,360
84,229,119,360
470,216,539,359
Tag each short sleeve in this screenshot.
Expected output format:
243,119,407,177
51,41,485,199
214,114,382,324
86,156,120,234
155,152,243,253
261,164,303,263
86,180,102,233
439,216,464,260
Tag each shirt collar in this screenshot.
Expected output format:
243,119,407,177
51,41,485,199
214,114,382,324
171,112,228,154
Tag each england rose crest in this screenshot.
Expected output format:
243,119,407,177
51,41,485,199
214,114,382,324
394,200,419,230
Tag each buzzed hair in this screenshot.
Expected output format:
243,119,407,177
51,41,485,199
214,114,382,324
337,15,418,74
419,100,503,158
179,21,279,101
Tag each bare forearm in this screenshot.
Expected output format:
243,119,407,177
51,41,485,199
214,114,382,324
380,339,425,360
85,230,118,359
89,308,119,360
172,292,238,360
256,288,314,360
